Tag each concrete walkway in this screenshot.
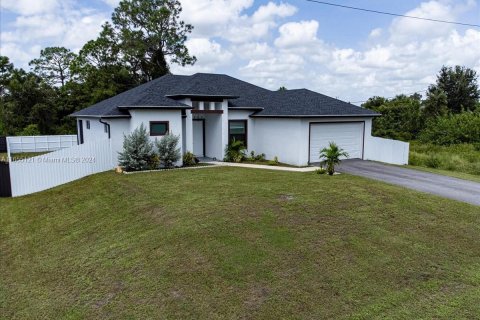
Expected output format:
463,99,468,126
203,161,318,172
338,159,480,206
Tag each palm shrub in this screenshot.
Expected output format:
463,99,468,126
118,123,155,171
319,142,349,175
183,151,196,166
224,139,246,162
156,133,181,168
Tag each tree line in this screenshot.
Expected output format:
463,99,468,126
363,65,480,145
0,0,195,136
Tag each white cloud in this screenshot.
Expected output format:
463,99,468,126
389,0,475,44
102,0,120,7
0,0,60,15
170,38,232,74
0,2,109,68
369,28,382,38
274,20,319,48
180,0,297,43
251,2,297,22
237,0,480,101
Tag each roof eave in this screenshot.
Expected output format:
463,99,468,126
117,105,192,110
166,94,240,99
250,114,380,118
69,114,131,118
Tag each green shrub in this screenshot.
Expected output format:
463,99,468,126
118,124,155,171
473,143,480,151
268,156,279,166
18,124,41,136
425,154,441,168
248,151,266,161
183,151,196,166
409,142,480,176
315,167,327,175
155,133,181,169
419,112,480,145
149,154,160,170
224,140,246,162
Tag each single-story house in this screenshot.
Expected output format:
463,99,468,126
71,73,405,166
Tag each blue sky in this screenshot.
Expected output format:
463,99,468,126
1,0,479,102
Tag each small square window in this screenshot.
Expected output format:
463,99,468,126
214,102,222,110
192,101,199,109
86,120,90,129
150,121,169,136
203,101,211,110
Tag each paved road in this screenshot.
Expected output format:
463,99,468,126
337,159,480,206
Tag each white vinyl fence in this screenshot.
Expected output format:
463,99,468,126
9,140,115,197
7,135,77,154
364,137,410,165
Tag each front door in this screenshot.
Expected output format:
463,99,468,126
193,119,204,157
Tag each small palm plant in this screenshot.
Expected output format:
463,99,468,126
224,139,246,162
319,142,349,175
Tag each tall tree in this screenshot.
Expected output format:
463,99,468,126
110,0,196,81
423,87,448,119
430,66,480,113
0,56,14,96
363,94,423,141
29,47,77,86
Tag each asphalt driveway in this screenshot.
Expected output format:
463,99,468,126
337,159,480,206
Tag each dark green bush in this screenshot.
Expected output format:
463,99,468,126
419,112,480,145
183,151,196,166
363,95,423,141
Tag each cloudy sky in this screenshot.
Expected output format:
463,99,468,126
1,0,479,103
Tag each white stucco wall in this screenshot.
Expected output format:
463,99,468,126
249,117,374,166
128,109,184,165
252,118,305,166
105,118,130,157
204,114,223,159
77,118,109,144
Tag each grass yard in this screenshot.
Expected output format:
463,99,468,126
409,142,480,177
1,167,479,319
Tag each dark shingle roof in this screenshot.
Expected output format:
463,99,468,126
251,89,378,117
71,73,379,117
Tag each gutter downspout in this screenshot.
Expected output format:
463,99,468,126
99,118,111,139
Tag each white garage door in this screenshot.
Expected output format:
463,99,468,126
309,122,364,163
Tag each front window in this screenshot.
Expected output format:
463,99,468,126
229,120,247,147
150,121,169,136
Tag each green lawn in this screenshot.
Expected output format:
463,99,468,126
409,142,480,177
1,167,479,319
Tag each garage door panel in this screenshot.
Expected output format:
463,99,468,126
309,122,364,163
